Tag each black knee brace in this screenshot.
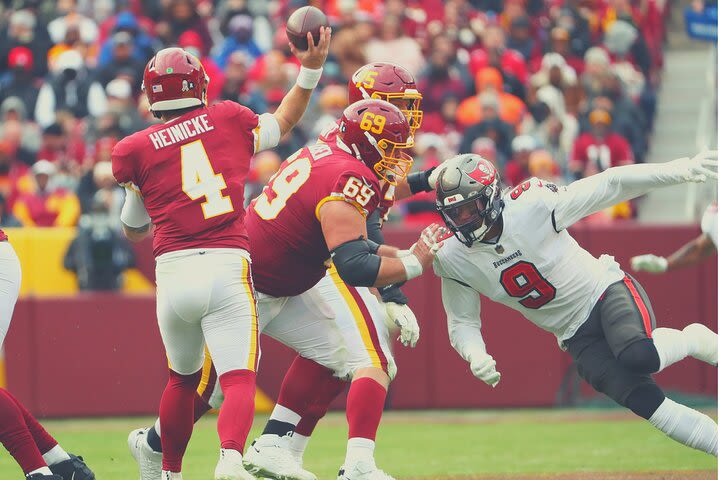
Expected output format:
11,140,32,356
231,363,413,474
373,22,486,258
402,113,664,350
625,383,665,419
617,338,660,374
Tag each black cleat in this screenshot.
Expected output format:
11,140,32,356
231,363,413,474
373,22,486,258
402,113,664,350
48,454,95,480
25,474,63,480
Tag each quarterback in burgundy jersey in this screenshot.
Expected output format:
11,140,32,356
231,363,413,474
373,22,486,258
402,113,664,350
118,29,330,480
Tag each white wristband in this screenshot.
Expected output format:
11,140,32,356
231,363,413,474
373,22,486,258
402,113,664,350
400,254,423,280
296,66,323,90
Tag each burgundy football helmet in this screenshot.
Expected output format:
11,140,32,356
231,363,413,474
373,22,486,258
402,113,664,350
142,47,209,115
337,99,414,185
349,62,423,134
436,154,505,246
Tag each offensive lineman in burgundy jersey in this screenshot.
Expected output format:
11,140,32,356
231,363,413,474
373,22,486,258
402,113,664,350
242,64,451,479
118,29,331,480
247,140,382,297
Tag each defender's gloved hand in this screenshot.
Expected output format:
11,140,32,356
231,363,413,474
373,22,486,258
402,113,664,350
630,254,668,273
469,352,501,387
384,302,420,348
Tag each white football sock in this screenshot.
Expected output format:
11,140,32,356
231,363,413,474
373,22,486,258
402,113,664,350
652,328,690,372
42,444,71,465
162,470,183,479
28,466,53,476
154,417,162,435
269,404,302,425
289,433,310,462
345,437,375,466
649,398,718,456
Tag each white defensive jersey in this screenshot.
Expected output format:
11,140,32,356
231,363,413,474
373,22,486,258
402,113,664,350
701,202,718,248
434,178,625,353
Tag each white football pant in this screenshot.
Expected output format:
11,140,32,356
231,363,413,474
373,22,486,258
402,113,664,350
155,248,258,376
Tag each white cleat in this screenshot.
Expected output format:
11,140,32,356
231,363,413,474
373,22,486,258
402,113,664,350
162,471,182,480
214,448,255,480
128,427,162,480
243,434,317,480
337,461,396,480
684,323,718,366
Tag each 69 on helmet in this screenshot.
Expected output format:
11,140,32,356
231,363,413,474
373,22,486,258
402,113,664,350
337,99,415,185
349,62,423,134
436,154,505,247
142,47,210,117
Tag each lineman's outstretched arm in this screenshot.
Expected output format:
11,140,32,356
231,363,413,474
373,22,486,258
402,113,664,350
631,233,716,273
320,201,442,287
441,277,500,387
553,150,717,231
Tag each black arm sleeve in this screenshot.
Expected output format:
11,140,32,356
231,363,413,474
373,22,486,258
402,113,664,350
330,237,382,287
366,210,409,304
406,167,437,194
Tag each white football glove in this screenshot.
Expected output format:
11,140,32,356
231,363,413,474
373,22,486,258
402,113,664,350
385,302,420,348
669,150,718,183
630,254,668,273
418,223,446,255
469,353,501,387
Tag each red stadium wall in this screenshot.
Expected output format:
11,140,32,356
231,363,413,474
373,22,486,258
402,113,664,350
4,223,717,417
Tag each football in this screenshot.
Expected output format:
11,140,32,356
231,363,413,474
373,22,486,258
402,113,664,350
285,6,328,51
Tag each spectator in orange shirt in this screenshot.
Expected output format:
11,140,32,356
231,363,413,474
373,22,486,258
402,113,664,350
12,160,80,227
528,149,563,185
456,67,526,130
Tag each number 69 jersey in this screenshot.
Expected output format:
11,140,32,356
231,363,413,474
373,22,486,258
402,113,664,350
434,178,626,343
111,101,259,257
247,141,382,297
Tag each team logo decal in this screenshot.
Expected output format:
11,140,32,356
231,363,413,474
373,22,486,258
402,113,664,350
444,194,464,205
182,80,195,92
466,160,496,185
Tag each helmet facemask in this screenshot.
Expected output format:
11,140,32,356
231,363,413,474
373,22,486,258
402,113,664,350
375,90,423,135
438,176,503,247
365,132,414,185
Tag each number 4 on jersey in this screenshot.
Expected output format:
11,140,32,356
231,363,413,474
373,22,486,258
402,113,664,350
181,139,234,219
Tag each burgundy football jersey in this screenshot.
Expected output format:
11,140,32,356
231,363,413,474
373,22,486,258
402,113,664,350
247,141,382,297
112,101,258,257
318,121,396,218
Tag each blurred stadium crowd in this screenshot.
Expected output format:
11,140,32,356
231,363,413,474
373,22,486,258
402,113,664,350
0,0,666,239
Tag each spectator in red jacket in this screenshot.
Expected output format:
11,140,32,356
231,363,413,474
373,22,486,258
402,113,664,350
469,24,528,85
570,109,634,179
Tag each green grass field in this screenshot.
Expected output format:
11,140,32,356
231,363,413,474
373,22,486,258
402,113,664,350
0,409,716,479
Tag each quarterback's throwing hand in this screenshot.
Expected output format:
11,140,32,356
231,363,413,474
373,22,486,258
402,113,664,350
385,302,420,348
470,353,501,387
630,254,668,273
290,26,332,69
672,150,718,183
